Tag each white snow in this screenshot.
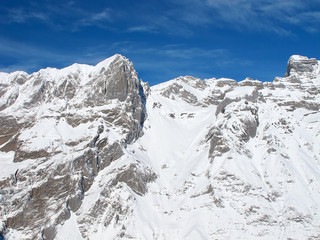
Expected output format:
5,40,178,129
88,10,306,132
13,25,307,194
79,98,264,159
225,86,255,99
0,151,18,179
1,54,320,240
289,55,310,61
55,213,83,240
0,54,122,87
18,117,93,152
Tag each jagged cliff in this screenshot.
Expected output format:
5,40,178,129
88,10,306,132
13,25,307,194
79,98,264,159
0,55,320,239
0,55,155,239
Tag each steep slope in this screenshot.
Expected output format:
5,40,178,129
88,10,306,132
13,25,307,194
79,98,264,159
0,55,320,240
119,56,320,239
0,55,155,239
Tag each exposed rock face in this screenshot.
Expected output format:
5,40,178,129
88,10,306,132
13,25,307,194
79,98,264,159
208,99,259,158
1,55,320,240
0,55,154,239
286,55,318,76
113,164,157,196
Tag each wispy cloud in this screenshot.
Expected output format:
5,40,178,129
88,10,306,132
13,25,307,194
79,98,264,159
1,0,319,36
152,0,320,36
73,9,112,30
125,15,194,37
3,7,49,24
286,10,320,32
1,3,113,31
205,0,320,34
126,25,157,33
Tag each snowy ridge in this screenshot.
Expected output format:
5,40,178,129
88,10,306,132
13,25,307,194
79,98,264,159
1,55,320,239
0,54,120,85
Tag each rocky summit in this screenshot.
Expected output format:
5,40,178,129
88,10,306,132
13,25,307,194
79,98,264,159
0,54,320,240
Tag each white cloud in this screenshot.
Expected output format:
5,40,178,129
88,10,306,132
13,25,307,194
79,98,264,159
159,0,319,35
83,9,111,23
4,8,49,24
286,10,320,32
1,0,318,37
73,9,112,30
126,25,157,33
1,4,113,31
205,0,319,34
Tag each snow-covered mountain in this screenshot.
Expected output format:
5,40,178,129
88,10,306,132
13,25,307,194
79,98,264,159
0,54,320,239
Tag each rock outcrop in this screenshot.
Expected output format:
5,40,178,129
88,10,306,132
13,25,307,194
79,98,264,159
0,55,154,239
286,55,318,76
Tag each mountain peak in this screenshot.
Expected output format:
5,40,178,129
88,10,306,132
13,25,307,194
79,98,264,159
286,55,318,77
289,55,309,61
94,54,127,69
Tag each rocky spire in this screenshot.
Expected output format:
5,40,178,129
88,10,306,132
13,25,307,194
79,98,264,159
286,55,318,77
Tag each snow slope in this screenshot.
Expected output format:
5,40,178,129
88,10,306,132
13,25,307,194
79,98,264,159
120,72,320,239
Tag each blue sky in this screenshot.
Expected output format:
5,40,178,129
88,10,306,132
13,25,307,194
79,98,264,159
1,0,320,85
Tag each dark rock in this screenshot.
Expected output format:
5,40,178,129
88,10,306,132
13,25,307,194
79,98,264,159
53,79,77,99
68,193,83,212
14,149,50,162
216,78,238,87
286,55,318,76
0,116,22,152
112,164,157,196
42,225,56,240
216,98,240,116
161,83,183,98
239,79,264,89
206,128,230,157
84,55,143,106
98,142,124,169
